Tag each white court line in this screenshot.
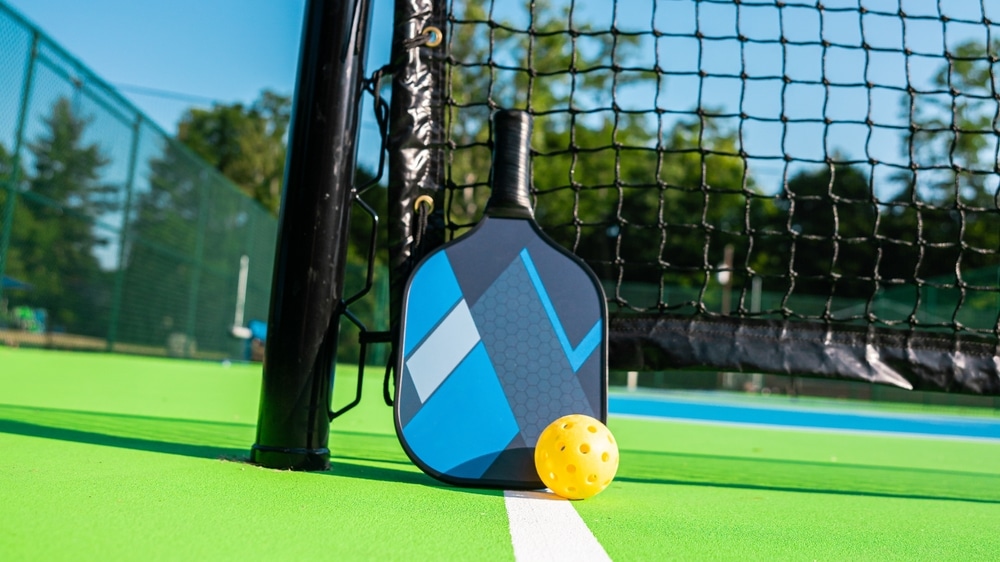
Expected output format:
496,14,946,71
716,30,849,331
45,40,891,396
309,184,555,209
504,490,611,562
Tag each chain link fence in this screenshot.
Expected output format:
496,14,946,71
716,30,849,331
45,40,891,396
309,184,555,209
0,2,281,360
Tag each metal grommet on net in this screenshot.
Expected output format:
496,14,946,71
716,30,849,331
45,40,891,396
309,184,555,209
422,26,443,48
413,194,434,212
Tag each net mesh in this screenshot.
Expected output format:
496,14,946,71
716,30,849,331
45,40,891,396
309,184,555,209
436,0,1000,345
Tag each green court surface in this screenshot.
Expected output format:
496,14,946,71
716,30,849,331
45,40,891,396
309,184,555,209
2,347,999,560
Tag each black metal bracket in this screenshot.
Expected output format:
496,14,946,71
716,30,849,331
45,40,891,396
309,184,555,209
326,27,443,421
328,193,387,421
327,60,398,421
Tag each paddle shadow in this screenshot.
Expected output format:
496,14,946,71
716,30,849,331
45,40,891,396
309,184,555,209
321,459,504,497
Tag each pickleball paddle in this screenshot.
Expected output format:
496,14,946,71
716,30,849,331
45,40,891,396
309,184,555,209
394,109,607,489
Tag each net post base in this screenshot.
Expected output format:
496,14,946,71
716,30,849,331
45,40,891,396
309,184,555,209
250,444,331,471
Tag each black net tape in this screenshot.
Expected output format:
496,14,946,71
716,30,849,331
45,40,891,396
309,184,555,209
391,0,1000,393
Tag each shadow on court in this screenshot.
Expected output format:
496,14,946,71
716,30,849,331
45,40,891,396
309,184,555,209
0,417,248,460
618,448,1000,505
0,404,497,496
322,459,502,497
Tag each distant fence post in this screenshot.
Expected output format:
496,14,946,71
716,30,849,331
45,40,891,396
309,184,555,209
244,199,257,268
0,30,38,305
184,172,210,358
106,114,143,351
243,199,258,315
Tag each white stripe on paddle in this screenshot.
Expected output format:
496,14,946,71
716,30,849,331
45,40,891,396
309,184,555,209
504,490,611,562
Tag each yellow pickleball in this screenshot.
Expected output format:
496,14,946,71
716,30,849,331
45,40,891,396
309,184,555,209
534,414,619,500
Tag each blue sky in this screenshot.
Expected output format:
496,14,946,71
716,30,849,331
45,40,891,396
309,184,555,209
1,0,990,194
4,0,394,169
1,0,993,278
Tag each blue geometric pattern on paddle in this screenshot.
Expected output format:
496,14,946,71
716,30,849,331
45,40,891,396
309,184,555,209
401,342,519,478
471,254,595,444
519,248,602,372
403,251,463,356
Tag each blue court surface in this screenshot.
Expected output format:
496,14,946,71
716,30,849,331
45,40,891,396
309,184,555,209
610,392,1000,440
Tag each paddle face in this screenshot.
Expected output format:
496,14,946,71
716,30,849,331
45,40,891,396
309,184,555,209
394,215,607,489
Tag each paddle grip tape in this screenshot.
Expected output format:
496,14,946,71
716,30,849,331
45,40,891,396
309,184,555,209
486,109,534,220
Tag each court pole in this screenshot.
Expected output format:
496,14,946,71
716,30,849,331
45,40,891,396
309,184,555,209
251,0,374,471
106,114,143,352
0,31,38,307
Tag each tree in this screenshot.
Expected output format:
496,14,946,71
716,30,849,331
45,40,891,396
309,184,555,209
0,141,31,309
120,133,276,354
176,90,291,215
162,82,391,359
893,38,1000,282
0,142,17,190
446,0,757,295
12,97,115,335
766,164,878,300
119,137,209,350
0,142,26,323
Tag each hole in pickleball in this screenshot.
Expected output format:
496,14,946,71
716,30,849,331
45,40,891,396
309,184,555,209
579,443,590,454
587,474,598,484
601,452,610,462
587,426,597,433
566,464,576,473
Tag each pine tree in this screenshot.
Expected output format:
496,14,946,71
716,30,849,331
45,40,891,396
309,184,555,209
16,97,115,334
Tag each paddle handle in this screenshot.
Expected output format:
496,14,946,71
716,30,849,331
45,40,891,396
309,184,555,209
486,109,533,219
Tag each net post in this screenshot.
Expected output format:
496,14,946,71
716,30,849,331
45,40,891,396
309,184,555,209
251,0,374,471
387,0,447,332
